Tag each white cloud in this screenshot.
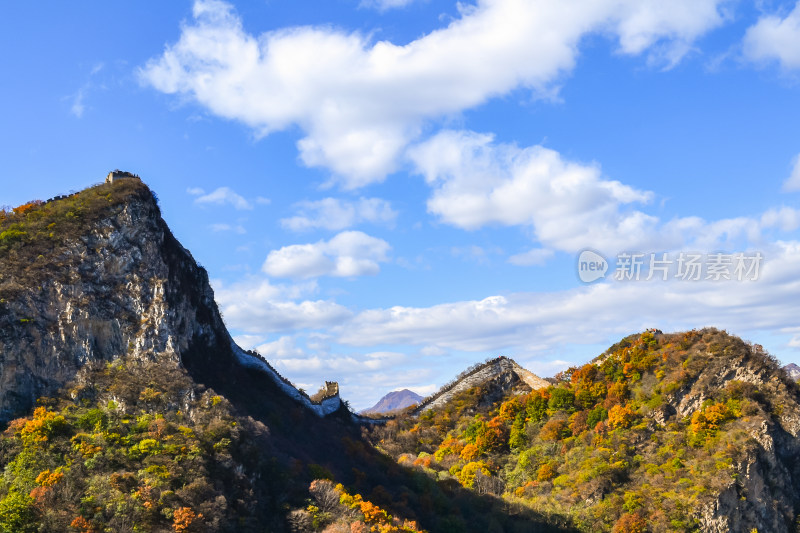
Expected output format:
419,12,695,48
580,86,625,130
360,0,418,11
784,153,800,192
263,231,391,279
213,277,351,332
743,2,800,70
69,63,105,118
255,336,306,358
210,223,246,234
761,206,800,232
192,186,253,210
281,197,396,231
411,129,800,254
508,248,555,266
409,129,659,253
141,0,727,187
336,241,800,354
232,334,266,350
70,89,86,118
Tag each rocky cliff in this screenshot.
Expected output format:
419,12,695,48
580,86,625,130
655,333,800,532
0,178,340,423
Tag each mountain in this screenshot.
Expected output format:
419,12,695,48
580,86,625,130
369,329,800,532
362,389,424,414
9,177,800,532
412,356,550,414
0,176,570,533
0,176,341,423
785,363,800,381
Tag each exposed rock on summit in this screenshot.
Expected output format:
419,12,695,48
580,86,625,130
414,356,549,413
0,178,339,422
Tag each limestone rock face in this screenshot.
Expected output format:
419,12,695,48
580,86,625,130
0,180,339,422
0,186,225,421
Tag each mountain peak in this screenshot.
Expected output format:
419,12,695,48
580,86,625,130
414,356,549,414
785,363,800,381
361,389,424,415
0,177,341,422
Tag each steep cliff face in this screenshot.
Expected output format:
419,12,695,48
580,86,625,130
0,179,339,423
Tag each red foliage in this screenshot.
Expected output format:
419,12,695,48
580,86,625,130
612,512,647,533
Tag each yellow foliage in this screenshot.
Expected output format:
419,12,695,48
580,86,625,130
35,469,64,487
608,404,636,430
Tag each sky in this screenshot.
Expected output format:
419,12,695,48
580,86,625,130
2,0,800,409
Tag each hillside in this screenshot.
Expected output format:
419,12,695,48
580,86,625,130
368,329,800,532
0,177,571,533
362,389,425,415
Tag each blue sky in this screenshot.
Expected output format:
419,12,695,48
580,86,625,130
3,0,800,409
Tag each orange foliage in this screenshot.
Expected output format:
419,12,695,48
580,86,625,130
12,200,42,216
29,486,50,504
70,516,98,533
173,507,202,532
539,419,569,441
17,406,66,445
612,513,647,533
413,454,432,468
474,416,507,452
460,443,480,461
536,463,556,482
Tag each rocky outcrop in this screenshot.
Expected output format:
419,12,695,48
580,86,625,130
653,333,800,532
0,179,339,422
414,356,548,413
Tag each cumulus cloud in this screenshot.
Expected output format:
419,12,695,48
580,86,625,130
141,0,727,186
784,153,800,192
410,129,800,254
743,2,800,70
281,197,397,231
189,186,254,210
409,129,660,253
262,231,391,279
